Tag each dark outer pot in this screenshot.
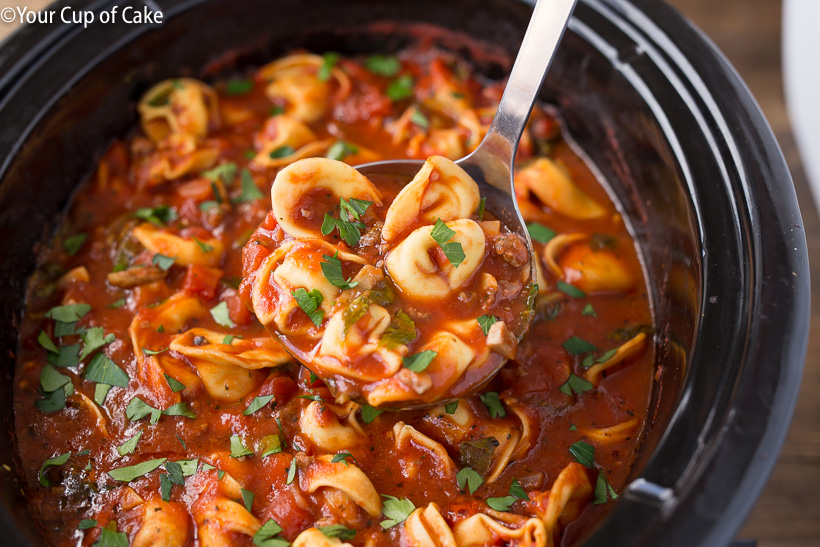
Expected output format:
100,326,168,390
0,0,809,545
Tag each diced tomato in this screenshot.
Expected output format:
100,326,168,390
264,490,313,540
224,288,254,326
259,375,297,404
182,264,223,301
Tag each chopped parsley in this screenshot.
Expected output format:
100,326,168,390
594,472,619,504
63,233,87,256
107,457,167,482
456,466,484,494
560,374,594,395
380,310,416,349
318,524,356,540
361,405,383,423
292,288,324,327
193,237,214,253
430,219,466,267
260,434,283,458
330,452,357,467
117,431,143,456
380,495,415,529
556,280,586,298
164,374,186,392
210,301,236,328
244,394,274,416
569,441,595,468
477,314,498,336
326,140,359,161
321,198,372,246
318,52,340,82
386,74,414,101
475,197,486,220
444,400,459,414
241,488,255,512
268,145,295,159
230,434,254,458
254,519,287,547
38,451,71,486
479,391,506,418
582,303,597,316
134,205,177,227
225,78,254,96
562,336,597,355
233,168,265,203
37,330,59,354
321,251,358,289
402,350,437,373
409,108,429,130
45,303,91,323
526,222,556,244
202,161,238,184
152,254,175,271
286,458,297,485
365,55,401,77
80,327,115,360
83,354,129,387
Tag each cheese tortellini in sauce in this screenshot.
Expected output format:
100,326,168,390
243,155,532,406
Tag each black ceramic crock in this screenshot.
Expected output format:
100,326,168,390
0,0,809,545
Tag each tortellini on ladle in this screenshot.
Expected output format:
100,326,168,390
242,155,532,407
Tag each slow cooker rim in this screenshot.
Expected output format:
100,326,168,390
0,1,809,546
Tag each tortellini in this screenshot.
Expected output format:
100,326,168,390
244,155,531,406
385,219,486,299
170,328,291,402
270,158,382,240
132,223,224,267
251,115,333,168
542,232,635,294
300,400,364,451
132,501,188,547
138,78,220,142
382,155,480,242
302,455,382,518
515,158,606,220
257,54,349,123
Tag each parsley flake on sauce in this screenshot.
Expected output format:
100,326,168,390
456,466,484,494
233,168,265,203
318,52,340,82
318,524,356,540
430,218,466,267
107,458,167,482
243,394,274,416
365,55,401,77
210,301,236,328
292,288,325,327
326,140,359,161
63,233,87,256
38,451,71,486
386,74,414,101
152,253,175,271
477,314,498,336
569,440,596,468
556,280,586,298
361,405,384,423
380,495,415,529
479,391,506,418
83,354,129,388
526,222,556,244
562,336,597,355
402,350,437,373
321,251,358,289
117,430,143,456
230,434,254,458
559,373,594,395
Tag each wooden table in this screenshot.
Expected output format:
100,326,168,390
1,0,817,545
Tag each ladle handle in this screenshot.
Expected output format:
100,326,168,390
464,0,578,192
